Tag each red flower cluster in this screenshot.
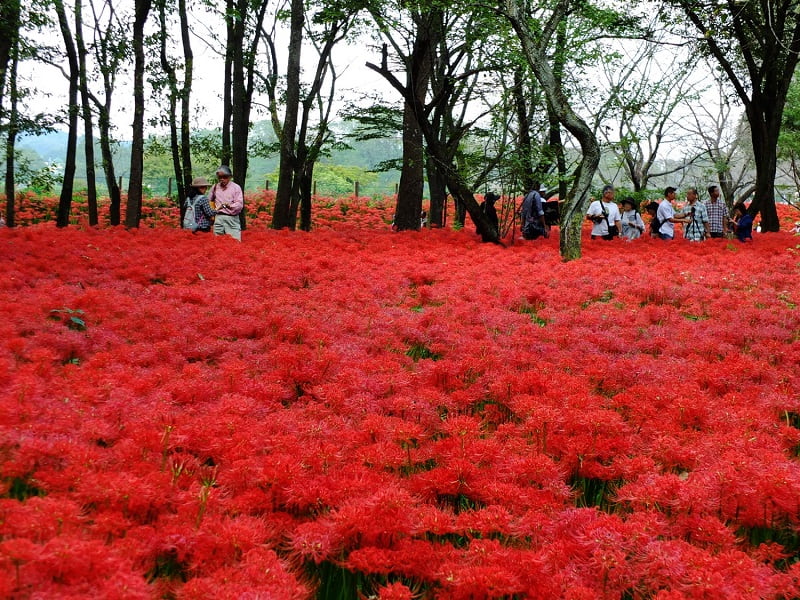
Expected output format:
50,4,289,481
2,204,800,597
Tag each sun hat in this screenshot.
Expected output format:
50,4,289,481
621,197,637,208
191,176,210,188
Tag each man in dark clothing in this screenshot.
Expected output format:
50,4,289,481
478,192,500,234
520,184,549,240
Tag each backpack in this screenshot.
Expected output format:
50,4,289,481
183,197,199,231
650,216,662,236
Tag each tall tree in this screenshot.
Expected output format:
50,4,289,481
53,0,80,228
88,0,126,225
155,0,194,214
271,0,305,230
75,0,99,225
0,0,20,111
125,0,152,228
366,3,506,232
500,1,600,259
367,40,502,243
683,71,754,209
665,0,800,231
583,34,699,192
219,0,269,230
1,0,21,227
3,43,20,228
271,6,356,231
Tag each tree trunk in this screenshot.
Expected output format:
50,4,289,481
178,0,193,199
97,109,121,226
75,0,98,226
221,0,233,167
0,0,21,116
156,0,186,216
230,0,266,231
126,0,152,228
502,1,600,260
427,154,446,227
395,97,426,231
394,20,432,232
54,0,80,228
513,67,535,191
272,0,304,230
299,162,313,231
88,0,123,226
4,48,18,227
747,97,781,230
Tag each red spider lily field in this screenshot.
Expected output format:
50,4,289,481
3,195,800,599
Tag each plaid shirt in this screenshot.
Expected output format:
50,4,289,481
684,201,709,241
705,199,726,234
192,194,215,231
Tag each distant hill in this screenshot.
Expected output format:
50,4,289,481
13,125,401,196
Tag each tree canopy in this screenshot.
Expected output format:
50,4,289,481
2,0,798,255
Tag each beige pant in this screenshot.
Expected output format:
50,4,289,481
213,214,242,241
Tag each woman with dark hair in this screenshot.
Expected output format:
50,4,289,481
730,202,753,242
620,197,645,240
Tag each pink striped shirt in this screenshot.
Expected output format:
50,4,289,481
210,181,243,215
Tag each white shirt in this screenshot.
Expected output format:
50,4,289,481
587,200,621,237
620,209,645,240
656,200,675,237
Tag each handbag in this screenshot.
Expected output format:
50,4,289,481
600,202,618,238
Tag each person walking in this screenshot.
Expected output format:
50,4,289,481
210,166,244,241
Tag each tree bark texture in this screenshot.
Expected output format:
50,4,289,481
125,0,152,228
272,0,304,230
4,49,19,227
394,17,433,233
75,0,98,226
54,0,80,228
502,0,600,260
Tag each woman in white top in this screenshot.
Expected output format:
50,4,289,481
620,197,645,240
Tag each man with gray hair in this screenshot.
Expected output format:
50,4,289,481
210,165,244,241
586,184,621,240
682,187,709,241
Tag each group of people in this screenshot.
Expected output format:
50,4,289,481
184,165,244,240
586,185,753,242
